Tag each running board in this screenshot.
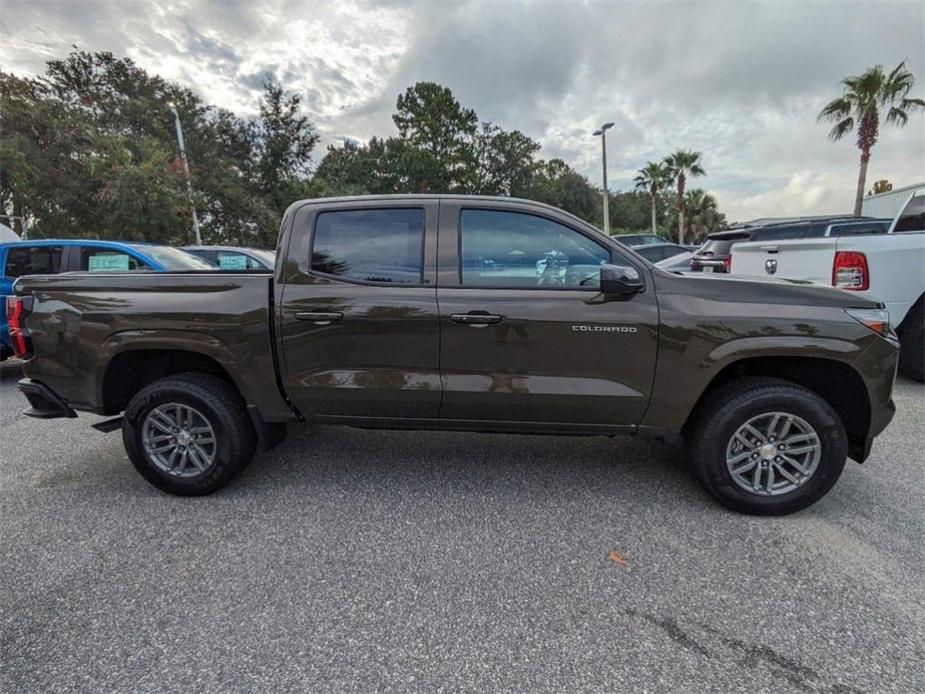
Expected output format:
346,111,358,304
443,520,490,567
92,416,123,433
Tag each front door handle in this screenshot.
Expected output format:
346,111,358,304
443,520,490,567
450,312,503,326
295,311,344,325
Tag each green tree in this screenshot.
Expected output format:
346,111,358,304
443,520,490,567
1,49,318,246
664,150,705,245
633,161,671,234
392,82,478,192
818,61,924,216
683,188,725,242
473,123,541,196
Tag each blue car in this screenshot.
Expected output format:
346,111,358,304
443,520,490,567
1,239,213,359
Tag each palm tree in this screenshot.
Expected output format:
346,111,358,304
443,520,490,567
818,61,924,216
633,161,670,234
685,188,726,242
664,150,705,245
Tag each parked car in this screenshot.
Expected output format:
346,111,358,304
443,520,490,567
731,189,924,381
183,246,276,270
691,217,890,274
9,195,898,515
612,233,667,246
631,243,690,263
1,240,213,359
655,250,694,273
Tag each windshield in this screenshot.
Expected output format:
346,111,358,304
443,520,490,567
249,249,277,268
131,245,215,270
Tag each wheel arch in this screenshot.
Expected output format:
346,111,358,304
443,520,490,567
683,356,871,462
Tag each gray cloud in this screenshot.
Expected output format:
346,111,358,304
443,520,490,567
1,0,923,218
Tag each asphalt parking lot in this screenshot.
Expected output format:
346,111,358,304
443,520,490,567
0,360,922,693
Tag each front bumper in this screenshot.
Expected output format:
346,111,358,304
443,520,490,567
18,378,78,419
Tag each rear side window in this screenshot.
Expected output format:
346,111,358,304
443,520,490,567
217,252,259,270
698,236,745,255
830,221,890,237
79,248,148,271
4,246,64,278
311,208,424,284
894,196,925,233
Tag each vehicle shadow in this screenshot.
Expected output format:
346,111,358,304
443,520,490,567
230,423,704,514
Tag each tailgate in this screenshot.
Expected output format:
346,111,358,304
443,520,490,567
732,238,836,283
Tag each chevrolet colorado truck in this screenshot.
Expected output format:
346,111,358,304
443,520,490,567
8,196,899,515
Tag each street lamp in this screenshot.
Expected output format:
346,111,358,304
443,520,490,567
592,122,614,234
168,102,202,245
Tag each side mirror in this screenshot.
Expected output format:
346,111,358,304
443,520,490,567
600,264,644,295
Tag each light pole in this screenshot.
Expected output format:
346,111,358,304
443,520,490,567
593,122,614,234
168,102,202,245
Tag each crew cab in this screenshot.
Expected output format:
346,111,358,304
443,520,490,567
7,196,900,515
731,189,925,381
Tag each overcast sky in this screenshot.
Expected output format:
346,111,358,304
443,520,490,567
2,0,923,221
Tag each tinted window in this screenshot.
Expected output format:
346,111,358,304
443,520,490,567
460,209,610,288
312,208,424,284
894,196,925,233
79,248,148,271
830,221,890,237
4,246,64,278
697,235,747,256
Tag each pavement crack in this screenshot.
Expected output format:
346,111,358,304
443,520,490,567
623,609,712,657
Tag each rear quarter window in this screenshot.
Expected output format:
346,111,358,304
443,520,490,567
3,246,65,278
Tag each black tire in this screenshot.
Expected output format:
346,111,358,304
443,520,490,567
122,372,257,495
686,377,847,515
898,300,924,383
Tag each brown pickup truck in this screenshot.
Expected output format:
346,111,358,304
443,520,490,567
7,196,899,514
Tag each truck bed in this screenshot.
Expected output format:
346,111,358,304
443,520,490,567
13,271,293,421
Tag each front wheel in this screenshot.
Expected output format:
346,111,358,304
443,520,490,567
122,373,257,495
686,377,848,515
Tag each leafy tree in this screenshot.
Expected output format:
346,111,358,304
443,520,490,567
664,150,705,245
1,49,318,246
818,61,924,216
392,82,478,192
473,123,541,196
633,161,671,234
683,189,726,242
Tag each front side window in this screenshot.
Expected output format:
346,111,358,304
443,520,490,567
4,246,64,278
460,210,610,288
80,248,147,272
311,208,424,284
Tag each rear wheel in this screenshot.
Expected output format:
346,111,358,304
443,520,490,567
122,373,256,495
686,377,847,515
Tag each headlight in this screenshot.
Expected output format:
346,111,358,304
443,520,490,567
845,307,892,337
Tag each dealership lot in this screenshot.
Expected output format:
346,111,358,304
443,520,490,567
0,360,922,693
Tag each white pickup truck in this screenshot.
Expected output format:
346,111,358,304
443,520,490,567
731,188,925,381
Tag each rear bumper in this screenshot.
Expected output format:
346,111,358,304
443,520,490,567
17,378,78,419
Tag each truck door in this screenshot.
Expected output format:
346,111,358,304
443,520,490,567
277,200,441,419
435,201,659,427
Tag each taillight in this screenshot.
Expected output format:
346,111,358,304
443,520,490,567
832,251,869,290
723,256,732,273
5,296,33,359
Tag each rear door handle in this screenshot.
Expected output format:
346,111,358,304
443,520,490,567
450,312,503,326
295,311,343,325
